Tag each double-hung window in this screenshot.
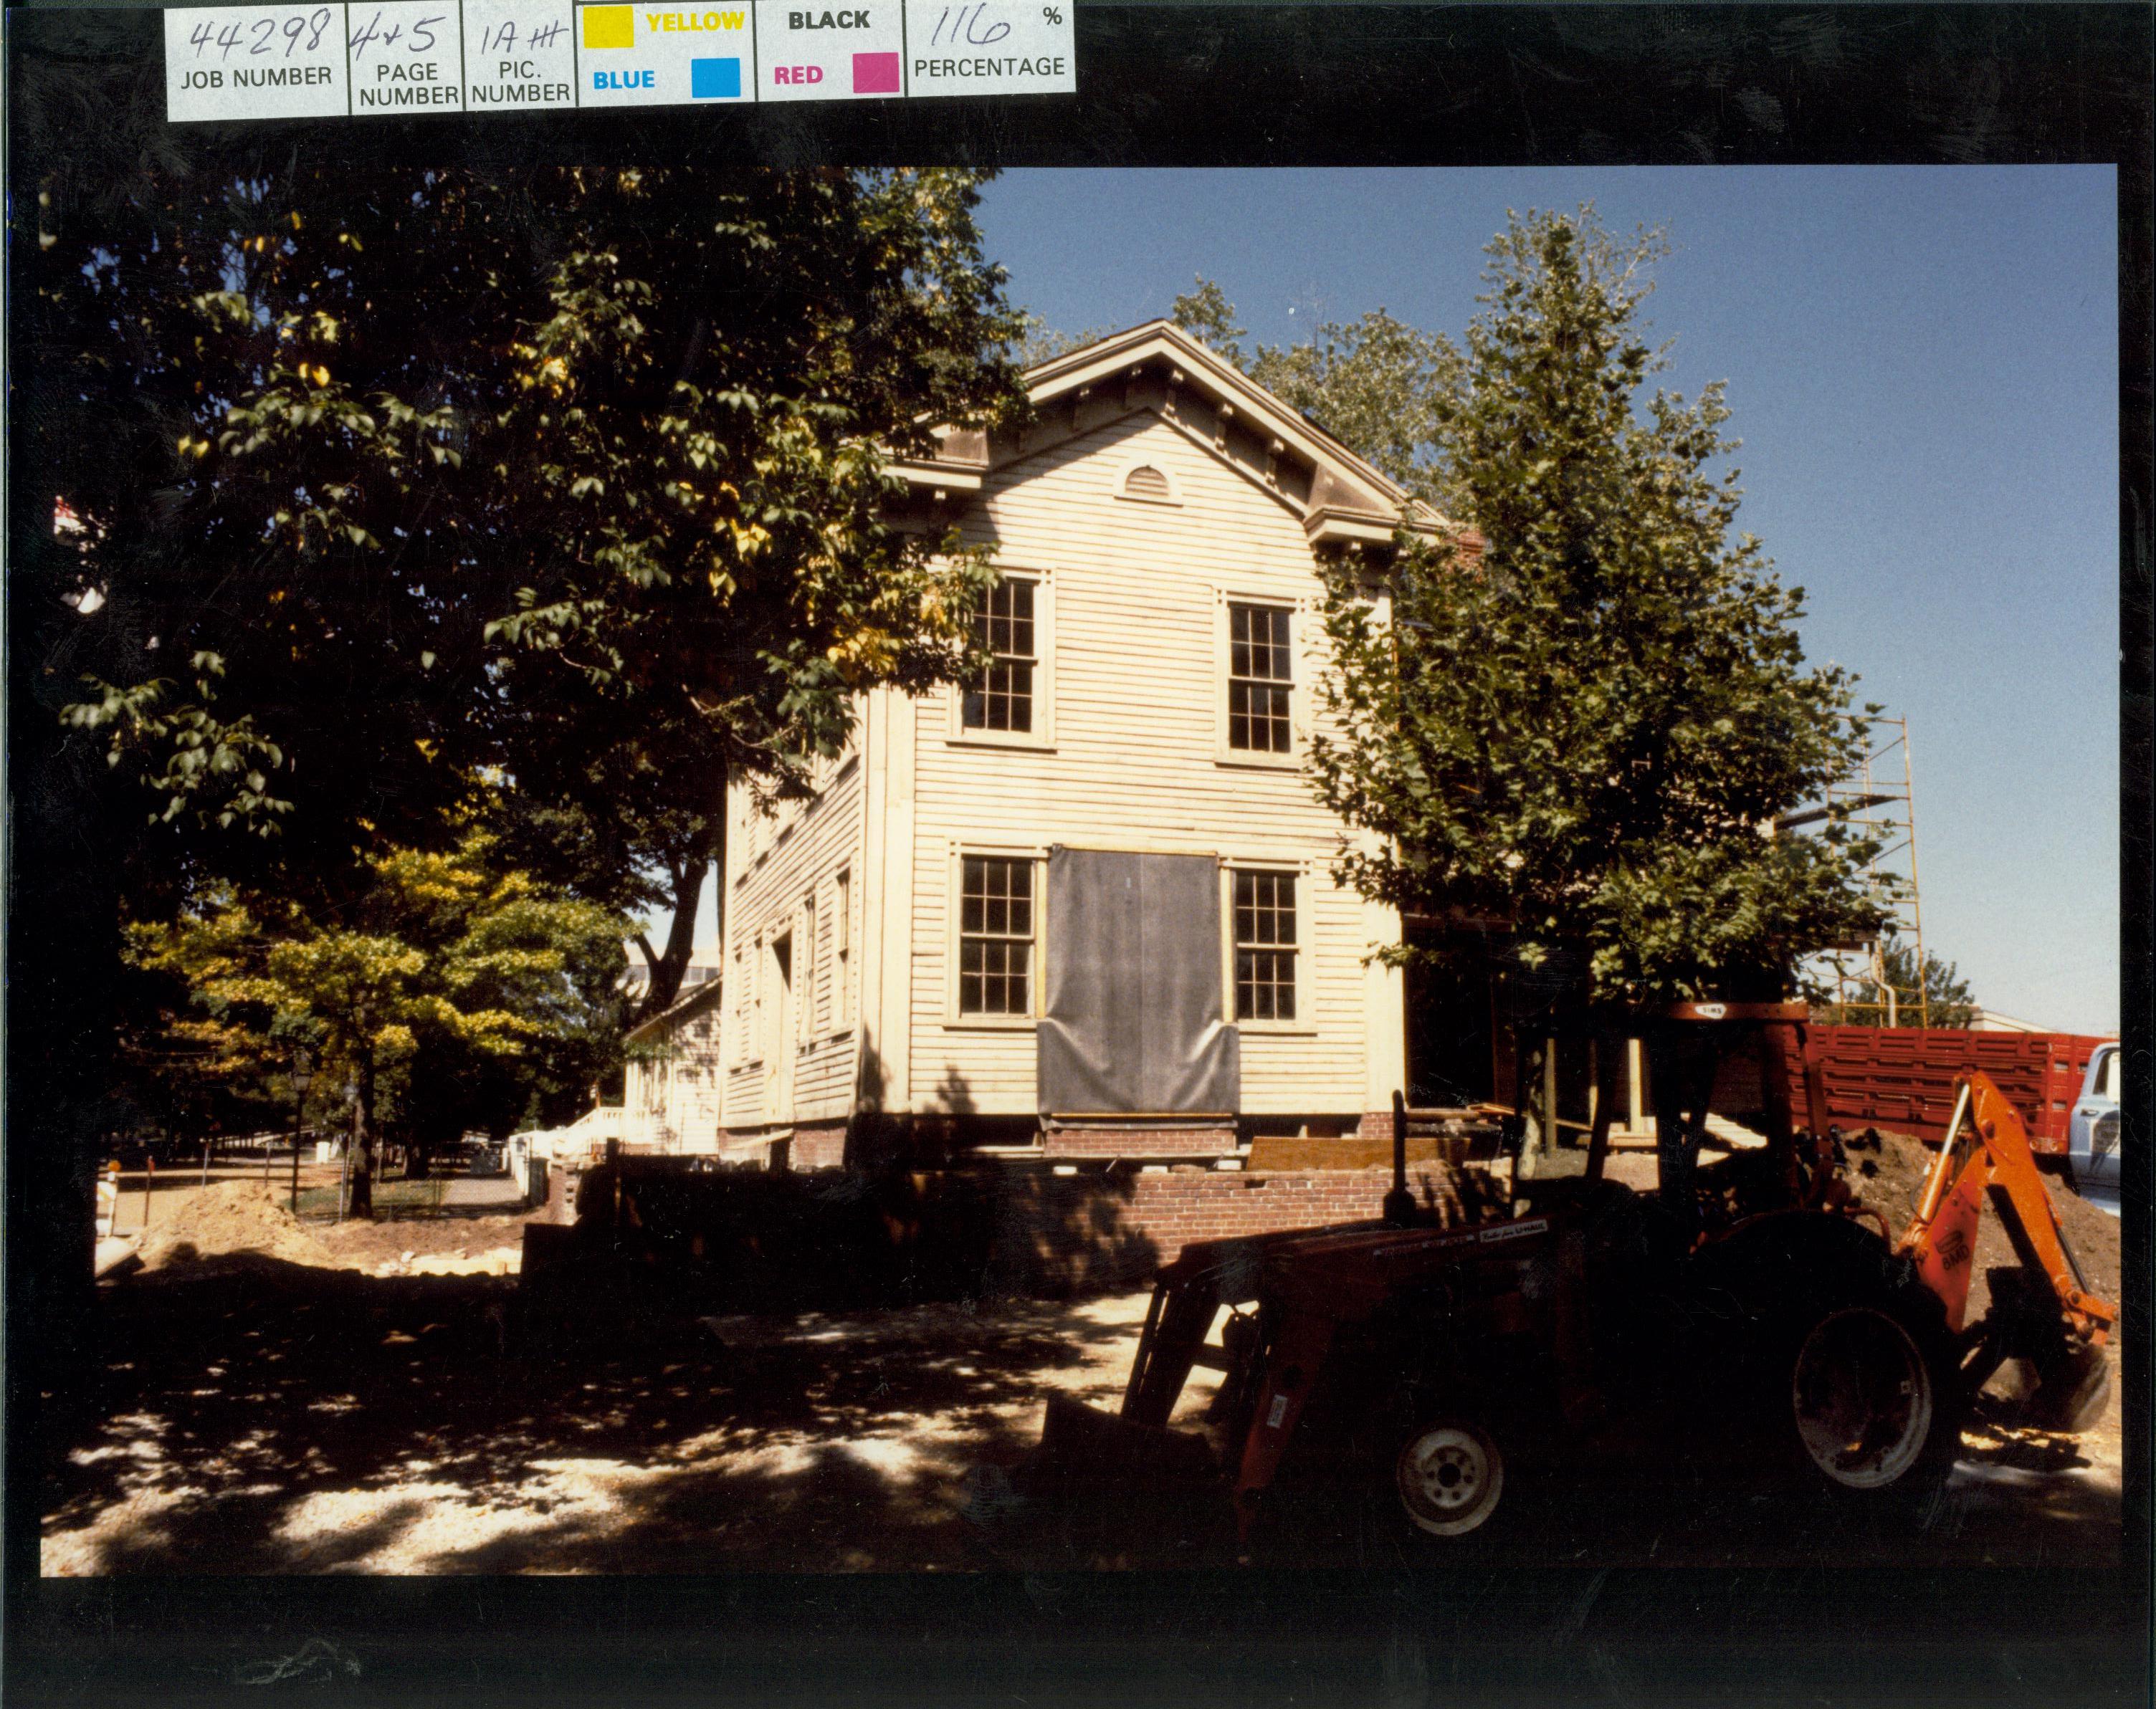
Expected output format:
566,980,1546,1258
1227,602,1294,754
1232,868,1297,1023
958,855,1034,1017
963,576,1037,734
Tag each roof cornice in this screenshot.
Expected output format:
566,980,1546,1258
889,320,1455,548
1021,320,1444,530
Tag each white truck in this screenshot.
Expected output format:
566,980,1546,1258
2066,1041,2122,1204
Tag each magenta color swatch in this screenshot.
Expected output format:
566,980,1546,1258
852,51,900,93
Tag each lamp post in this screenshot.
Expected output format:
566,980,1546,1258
289,1048,314,1217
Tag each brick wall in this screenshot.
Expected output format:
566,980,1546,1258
987,1163,1461,1294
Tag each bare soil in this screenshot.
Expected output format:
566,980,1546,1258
130,1177,525,1278
136,1179,334,1273
1836,1127,2121,1312
314,1210,527,1275
42,1260,1157,1575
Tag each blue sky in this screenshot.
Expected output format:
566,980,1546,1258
964,166,2121,1035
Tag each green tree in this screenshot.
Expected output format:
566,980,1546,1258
29,141,1029,1019
1823,935,1979,1029
126,835,627,1215
1307,208,1885,1011
1008,311,1117,368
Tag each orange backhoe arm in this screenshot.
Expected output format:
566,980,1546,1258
1897,1071,2116,1344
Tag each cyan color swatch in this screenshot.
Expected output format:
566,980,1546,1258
691,56,742,98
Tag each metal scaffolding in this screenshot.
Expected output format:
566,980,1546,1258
1802,714,1928,1028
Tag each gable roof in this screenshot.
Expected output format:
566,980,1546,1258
892,320,1449,552
625,974,725,1045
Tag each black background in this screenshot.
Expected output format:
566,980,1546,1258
6,4,2151,1705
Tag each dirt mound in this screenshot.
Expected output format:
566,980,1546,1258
314,1211,530,1272
1838,1128,2120,1316
138,1180,330,1272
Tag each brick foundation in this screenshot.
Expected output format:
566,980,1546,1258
1041,1122,1237,1159
788,1122,848,1171
542,1152,1492,1303
1353,1106,1496,1141
987,1162,1467,1294
1247,1133,1471,1172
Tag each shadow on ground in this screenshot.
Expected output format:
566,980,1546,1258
40,1254,1140,1574
42,1250,2123,1576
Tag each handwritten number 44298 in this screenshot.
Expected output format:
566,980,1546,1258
928,3,1012,45
190,9,333,57
350,10,448,54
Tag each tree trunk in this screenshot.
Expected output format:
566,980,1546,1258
632,808,726,1023
1646,1025,1721,1241
1512,1033,1553,1180
348,1059,376,1220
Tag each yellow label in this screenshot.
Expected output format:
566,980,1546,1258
582,6,634,49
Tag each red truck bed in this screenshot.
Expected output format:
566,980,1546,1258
1793,1026,2111,1152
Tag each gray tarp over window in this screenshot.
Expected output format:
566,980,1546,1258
1036,848,1241,1116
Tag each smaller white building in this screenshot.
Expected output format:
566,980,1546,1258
620,979,727,1152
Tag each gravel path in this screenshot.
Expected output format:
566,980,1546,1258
439,1173,530,1210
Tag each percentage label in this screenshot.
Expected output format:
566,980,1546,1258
905,0,1075,92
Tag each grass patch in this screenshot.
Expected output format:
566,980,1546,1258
296,1176,452,1220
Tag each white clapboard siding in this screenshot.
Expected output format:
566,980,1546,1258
906,409,1380,1115
721,750,869,1131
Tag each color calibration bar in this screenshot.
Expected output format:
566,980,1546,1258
164,0,1073,120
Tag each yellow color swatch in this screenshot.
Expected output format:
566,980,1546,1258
582,6,634,48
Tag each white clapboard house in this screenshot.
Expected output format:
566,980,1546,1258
707,321,1457,1169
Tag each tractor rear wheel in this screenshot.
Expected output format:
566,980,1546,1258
1767,1270,1964,1522
1790,1306,1940,1493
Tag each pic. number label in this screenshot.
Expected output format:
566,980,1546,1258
461,1,576,108
166,4,348,119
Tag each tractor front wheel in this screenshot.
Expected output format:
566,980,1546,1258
1394,1420,1506,1537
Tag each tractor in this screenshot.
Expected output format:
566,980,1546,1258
1003,1003,2114,1555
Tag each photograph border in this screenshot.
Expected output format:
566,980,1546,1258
6,4,2150,1704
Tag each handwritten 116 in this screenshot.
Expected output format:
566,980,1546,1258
927,3,1011,45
